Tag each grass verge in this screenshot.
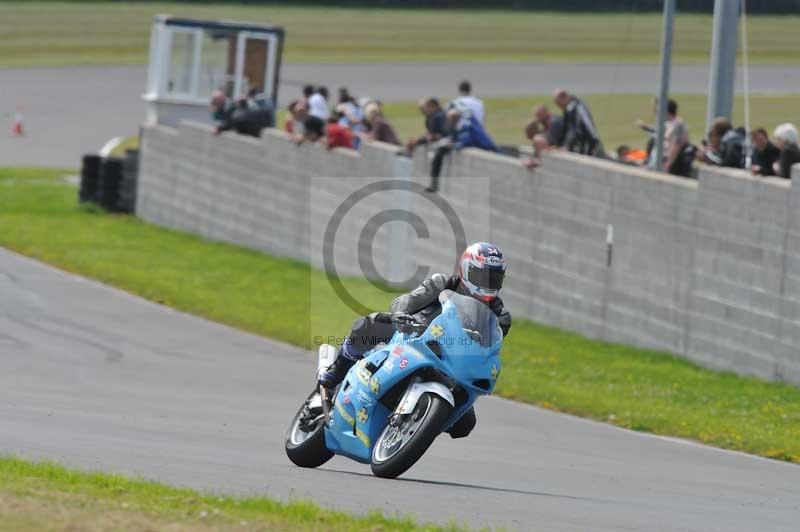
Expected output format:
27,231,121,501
2,168,800,464
1,3,799,66
0,456,458,531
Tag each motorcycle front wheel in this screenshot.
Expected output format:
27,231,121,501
370,392,452,479
285,390,334,468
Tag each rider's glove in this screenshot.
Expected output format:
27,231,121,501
392,312,420,334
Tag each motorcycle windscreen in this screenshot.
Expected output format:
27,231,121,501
440,291,502,348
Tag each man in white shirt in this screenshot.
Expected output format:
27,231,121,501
452,80,485,125
308,86,330,121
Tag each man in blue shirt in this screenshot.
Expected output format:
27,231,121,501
428,108,497,191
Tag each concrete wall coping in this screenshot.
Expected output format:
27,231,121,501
544,149,698,189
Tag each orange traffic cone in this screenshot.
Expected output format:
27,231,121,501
12,111,24,136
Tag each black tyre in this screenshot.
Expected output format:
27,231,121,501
285,391,334,468
371,393,452,479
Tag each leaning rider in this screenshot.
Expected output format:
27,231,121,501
319,242,511,438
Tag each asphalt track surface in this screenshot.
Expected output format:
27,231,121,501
2,247,799,531
1,62,799,168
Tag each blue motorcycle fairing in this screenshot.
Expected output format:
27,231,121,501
323,293,502,463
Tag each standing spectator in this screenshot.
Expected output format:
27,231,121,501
553,89,603,157
698,117,744,168
362,102,401,146
533,104,564,148
429,108,497,191
772,123,800,179
406,97,447,153
750,128,781,176
308,86,330,120
245,87,275,128
661,99,693,177
698,117,730,165
453,80,485,125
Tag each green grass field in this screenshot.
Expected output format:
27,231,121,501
2,167,800,464
0,457,459,531
1,2,799,66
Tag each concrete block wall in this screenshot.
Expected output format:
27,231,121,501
137,121,800,385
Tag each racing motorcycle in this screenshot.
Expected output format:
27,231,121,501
285,289,502,478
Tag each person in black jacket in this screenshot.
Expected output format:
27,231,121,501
553,89,603,157
750,128,781,176
319,242,511,439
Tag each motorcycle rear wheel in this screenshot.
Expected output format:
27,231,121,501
370,392,452,479
285,390,334,468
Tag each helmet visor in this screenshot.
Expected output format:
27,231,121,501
466,264,504,291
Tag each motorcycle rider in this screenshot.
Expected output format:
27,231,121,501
319,242,511,438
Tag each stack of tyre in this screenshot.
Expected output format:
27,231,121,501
79,150,138,213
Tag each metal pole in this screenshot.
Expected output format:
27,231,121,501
652,0,675,171
706,0,740,132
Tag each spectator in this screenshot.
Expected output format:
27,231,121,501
326,115,355,150
362,102,401,146
772,123,800,179
522,121,547,168
614,144,647,166
452,80,485,125
302,84,314,103
699,117,744,168
285,99,308,138
661,99,693,177
215,98,272,138
533,104,564,148
209,90,233,122
308,86,330,120
301,115,325,143
750,127,781,176
336,88,364,125
406,97,447,154
245,87,275,128
553,89,603,157
429,108,497,191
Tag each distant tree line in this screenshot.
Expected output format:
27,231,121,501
39,0,800,13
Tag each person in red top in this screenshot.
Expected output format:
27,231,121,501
325,119,354,150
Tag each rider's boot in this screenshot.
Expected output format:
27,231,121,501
319,341,359,390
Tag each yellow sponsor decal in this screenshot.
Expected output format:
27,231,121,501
491,364,500,381
430,324,445,339
356,366,372,386
369,376,380,395
357,407,368,423
335,402,372,447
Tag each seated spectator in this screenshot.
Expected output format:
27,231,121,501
285,99,308,137
750,127,781,176
406,97,447,154
452,80,485,125
553,88,603,157
362,102,400,146
533,104,564,148
772,123,800,178
214,97,272,138
429,108,497,191
336,87,364,127
661,99,693,177
245,87,275,128
308,86,330,120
